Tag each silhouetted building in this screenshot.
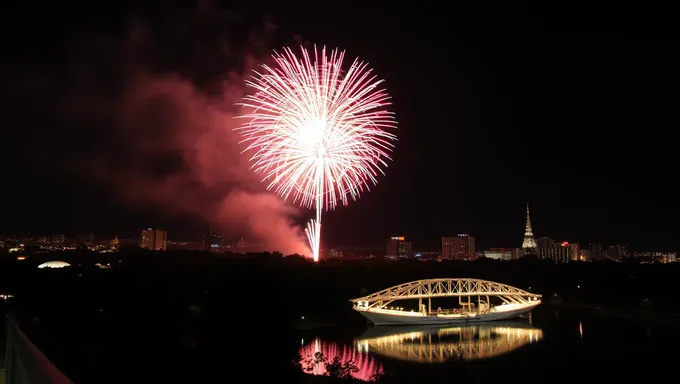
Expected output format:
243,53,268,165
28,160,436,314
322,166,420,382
588,243,603,260
110,236,120,251
536,237,554,249
385,236,413,259
607,244,630,261
633,251,677,263
484,249,511,260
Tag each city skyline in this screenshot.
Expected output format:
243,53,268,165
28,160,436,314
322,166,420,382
0,203,672,254
2,4,678,252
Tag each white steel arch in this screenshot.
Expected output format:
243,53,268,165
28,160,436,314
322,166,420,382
350,278,541,308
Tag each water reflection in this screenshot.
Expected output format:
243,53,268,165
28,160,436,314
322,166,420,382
299,338,383,381
354,321,543,363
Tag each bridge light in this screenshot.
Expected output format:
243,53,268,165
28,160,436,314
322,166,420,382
301,316,305,320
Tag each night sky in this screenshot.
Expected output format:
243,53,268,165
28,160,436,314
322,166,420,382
1,2,678,251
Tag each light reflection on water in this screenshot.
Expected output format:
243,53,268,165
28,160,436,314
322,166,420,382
298,321,542,380
355,321,543,363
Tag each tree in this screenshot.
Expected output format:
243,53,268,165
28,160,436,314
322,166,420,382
324,355,359,379
299,351,360,379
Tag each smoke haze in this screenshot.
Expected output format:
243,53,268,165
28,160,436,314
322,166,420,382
4,5,311,255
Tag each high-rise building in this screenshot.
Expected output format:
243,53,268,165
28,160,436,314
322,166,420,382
442,234,476,261
140,228,168,250
521,204,538,253
607,244,630,261
484,247,526,260
588,243,603,260
538,241,579,263
385,236,413,259
536,237,554,249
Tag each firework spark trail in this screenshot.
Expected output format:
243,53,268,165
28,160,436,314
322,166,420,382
235,45,397,261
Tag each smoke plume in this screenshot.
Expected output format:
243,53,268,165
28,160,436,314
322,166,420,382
11,5,311,255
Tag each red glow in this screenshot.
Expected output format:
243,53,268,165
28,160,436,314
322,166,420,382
561,241,570,246
57,74,311,256
299,338,383,381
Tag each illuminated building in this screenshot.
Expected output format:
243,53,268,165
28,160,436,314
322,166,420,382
633,252,677,263
385,236,413,259
140,228,168,250
441,234,476,260
588,242,603,260
568,242,580,261
607,244,630,261
485,248,527,260
538,241,579,263
521,204,538,252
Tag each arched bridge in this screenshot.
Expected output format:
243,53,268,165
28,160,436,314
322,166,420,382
350,278,541,309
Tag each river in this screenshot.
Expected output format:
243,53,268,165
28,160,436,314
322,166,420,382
294,305,680,382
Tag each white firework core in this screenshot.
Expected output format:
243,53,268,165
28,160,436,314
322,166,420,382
235,45,398,261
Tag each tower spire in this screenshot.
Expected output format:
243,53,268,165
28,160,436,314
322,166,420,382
522,203,537,250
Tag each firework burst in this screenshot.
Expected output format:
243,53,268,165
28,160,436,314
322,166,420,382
235,45,397,261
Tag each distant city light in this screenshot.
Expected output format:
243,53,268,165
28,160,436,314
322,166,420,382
38,261,71,269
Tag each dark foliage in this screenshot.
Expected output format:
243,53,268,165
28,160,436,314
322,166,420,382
1,249,679,382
